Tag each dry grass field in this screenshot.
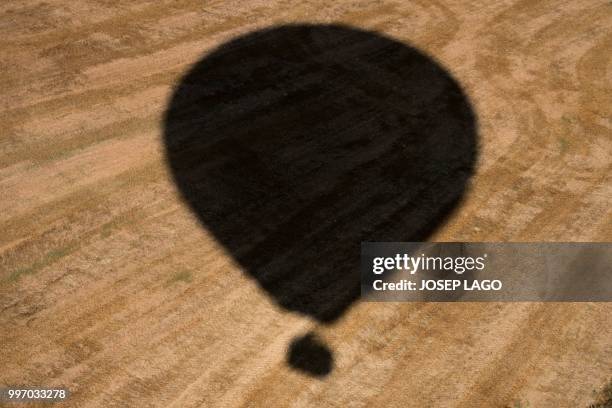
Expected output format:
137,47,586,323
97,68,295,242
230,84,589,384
1,0,611,407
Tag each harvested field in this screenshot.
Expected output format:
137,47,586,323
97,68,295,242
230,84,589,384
1,0,611,407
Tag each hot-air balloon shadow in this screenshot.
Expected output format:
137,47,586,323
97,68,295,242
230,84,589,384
163,24,478,377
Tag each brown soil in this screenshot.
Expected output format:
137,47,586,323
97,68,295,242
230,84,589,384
1,1,611,407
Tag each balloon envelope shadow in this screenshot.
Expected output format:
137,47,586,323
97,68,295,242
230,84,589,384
163,24,477,376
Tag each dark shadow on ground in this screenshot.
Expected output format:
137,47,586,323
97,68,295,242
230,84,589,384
163,24,478,376
287,332,333,377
